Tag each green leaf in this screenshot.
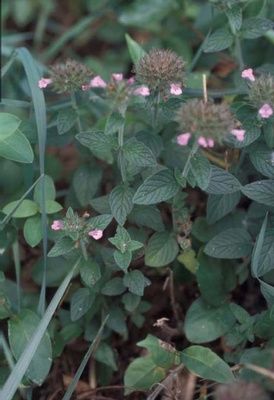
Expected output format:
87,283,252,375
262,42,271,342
8,309,52,385
109,184,134,226
145,231,179,267
0,113,21,140
123,138,157,168
73,165,102,206
189,151,211,190
205,166,241,194
76,130,115,163
133,169,179,205
204,228,253,259
124,356,166,395
241,17,274,39
32,256,73,287
101,277,125,296
95,342,117,371
43,200,63,214
87,214,112,231
114,250,132,271
184,298,235,343
181,346,234,383
57,108,76,135
23,215,42,247
248,143,274,178
129,205,164,232
123,270,150,296
105,111,124,135
241,180,274,206
122,292,141,312
138,334,175,369
125,33,146,65
203,28,234,52
80,258,101,287
2,199,38,218
226,5,242,32
33,175,56,205
48,237,75,257
0,129,34,164
70,288,95,321
206,192,241,225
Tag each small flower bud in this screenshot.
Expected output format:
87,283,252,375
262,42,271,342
231,128,245,141
51,220,64,231
112,73,123,81
176,133,191,146
241,68,255,82
170,83,182,95
258,103,273,119
38,78,52,89
89,75,107,88
88,229,103,240
133,85,150,96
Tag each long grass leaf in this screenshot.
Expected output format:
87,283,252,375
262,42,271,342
62,315,109,400
0,258,80,400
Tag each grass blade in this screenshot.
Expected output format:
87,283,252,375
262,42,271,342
0,258,80,400
62,315,109,400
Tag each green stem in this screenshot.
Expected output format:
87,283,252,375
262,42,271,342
118,125,127,183
153,90,161,130
80,240,88,261
235,36,244,71
12,240,21,313
182,141,199,178
71,92,82,132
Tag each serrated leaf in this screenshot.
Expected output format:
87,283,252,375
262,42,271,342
190,151,211,190
123,270,150,296
123,138,157,168
8,309,52,385
226,5,242,32
57,108,76,135
73,165,102,206
205,166,241,194
70,288,95,321
76,130,115,163
105,111,124,135
241,180,274,206
248,144,274,178
101,277,125,296
80,259,101,286
109,184,134,226
181,346,234,383
87,214,112,231
203,28,233,52
204,228,253,259
145,231,179,267
128,205,164,232
125,33,146,65
133,169,179,205
206,192,241,224
241,17,274,39
114,250,132,271
48,237,75,257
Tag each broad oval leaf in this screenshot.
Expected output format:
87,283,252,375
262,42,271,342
242,180,274,206
145,231,179,267
0,113,21,140
181,346,234,383
206,192,241,225
109,184,134,226
205,166,241,194
204,228,253,259
8,309,52,385
0,129,34,164
133,169,179,205
2,199,38,218
203,28,233,52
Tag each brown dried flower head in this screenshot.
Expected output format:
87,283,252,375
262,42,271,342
215,381,270,400
249,73,274,109
135,49,185,94
175,99,234,142
50,59,93,93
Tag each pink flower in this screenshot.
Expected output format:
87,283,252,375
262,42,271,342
90,76,107,88
81,84,90,91
170,83,182,95
259,103,273,119
88,229,103,240
241,68,255,82
127,77,135,85
198,136,214,148
38,78,52,89
231,129,245,142
51,220,64,231
176,133,191,146
112,73,123,81
133,86,150,96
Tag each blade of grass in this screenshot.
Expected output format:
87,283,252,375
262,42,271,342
1,52,16,78
12,240,21,313
42,16,95,62
62,315,109,400
15,47,48,315
0,258,80,400
0,99,31,108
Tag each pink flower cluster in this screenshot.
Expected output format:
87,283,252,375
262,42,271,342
231,129,245,142
176,133,214,148
38,78,52,88
241,68,273,120
50,219,103,240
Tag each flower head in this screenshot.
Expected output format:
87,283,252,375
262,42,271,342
135,49,185,94
249,73,274,110
127,77,135,85
259,103,273,119
231,128,245,141
88,229,103,240
112,73,123,81
170,83,182,95
176,99,234,144
133,85,150,96
51,220,64,231
38,78,52,89
241,68,255,82
89,75,107,88
49,59,93,93
176,133,191,146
